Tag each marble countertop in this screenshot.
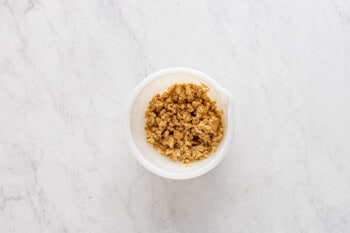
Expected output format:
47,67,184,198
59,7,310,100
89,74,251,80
1,0,350,232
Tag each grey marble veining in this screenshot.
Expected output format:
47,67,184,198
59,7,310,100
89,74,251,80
1,0,350,232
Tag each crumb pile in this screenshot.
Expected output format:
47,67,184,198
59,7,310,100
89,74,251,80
144,83,224,164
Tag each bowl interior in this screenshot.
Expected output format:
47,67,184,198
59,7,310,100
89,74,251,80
129,71,230,177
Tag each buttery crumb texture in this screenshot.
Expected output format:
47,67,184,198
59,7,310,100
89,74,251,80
144,83,224,164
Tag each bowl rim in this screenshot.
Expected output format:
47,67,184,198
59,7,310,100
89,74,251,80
126,67,234,179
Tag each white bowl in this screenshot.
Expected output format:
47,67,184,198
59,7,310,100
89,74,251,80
126,67,234,179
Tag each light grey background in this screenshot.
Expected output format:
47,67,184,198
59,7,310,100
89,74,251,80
1,0,350,232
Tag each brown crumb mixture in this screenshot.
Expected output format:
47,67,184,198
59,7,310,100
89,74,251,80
144,83,224,164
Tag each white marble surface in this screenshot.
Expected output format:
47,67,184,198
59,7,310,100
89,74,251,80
1,0,350,232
